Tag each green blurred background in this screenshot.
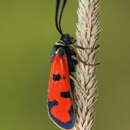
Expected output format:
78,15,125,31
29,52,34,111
0,0,130,130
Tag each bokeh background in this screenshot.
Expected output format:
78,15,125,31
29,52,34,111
0,0,130,130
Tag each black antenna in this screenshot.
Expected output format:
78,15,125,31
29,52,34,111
59,0,67,34
55,0,67,35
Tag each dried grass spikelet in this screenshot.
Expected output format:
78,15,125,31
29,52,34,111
72,0,100,130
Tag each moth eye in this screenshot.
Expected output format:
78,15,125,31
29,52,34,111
53,74,61,81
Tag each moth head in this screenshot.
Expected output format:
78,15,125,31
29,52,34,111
60,34,76,45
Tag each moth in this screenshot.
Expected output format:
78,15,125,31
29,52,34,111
48,34,76,129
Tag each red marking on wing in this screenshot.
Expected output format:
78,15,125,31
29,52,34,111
48,54,72,123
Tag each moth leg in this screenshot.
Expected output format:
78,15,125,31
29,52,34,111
69,44,100,66
71,54,100,66
72,44,100,51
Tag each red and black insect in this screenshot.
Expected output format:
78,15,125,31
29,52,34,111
48,0,77,129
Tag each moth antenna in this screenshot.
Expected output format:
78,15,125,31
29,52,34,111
55,0,67,36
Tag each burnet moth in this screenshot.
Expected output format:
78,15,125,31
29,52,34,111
48,0,77,129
